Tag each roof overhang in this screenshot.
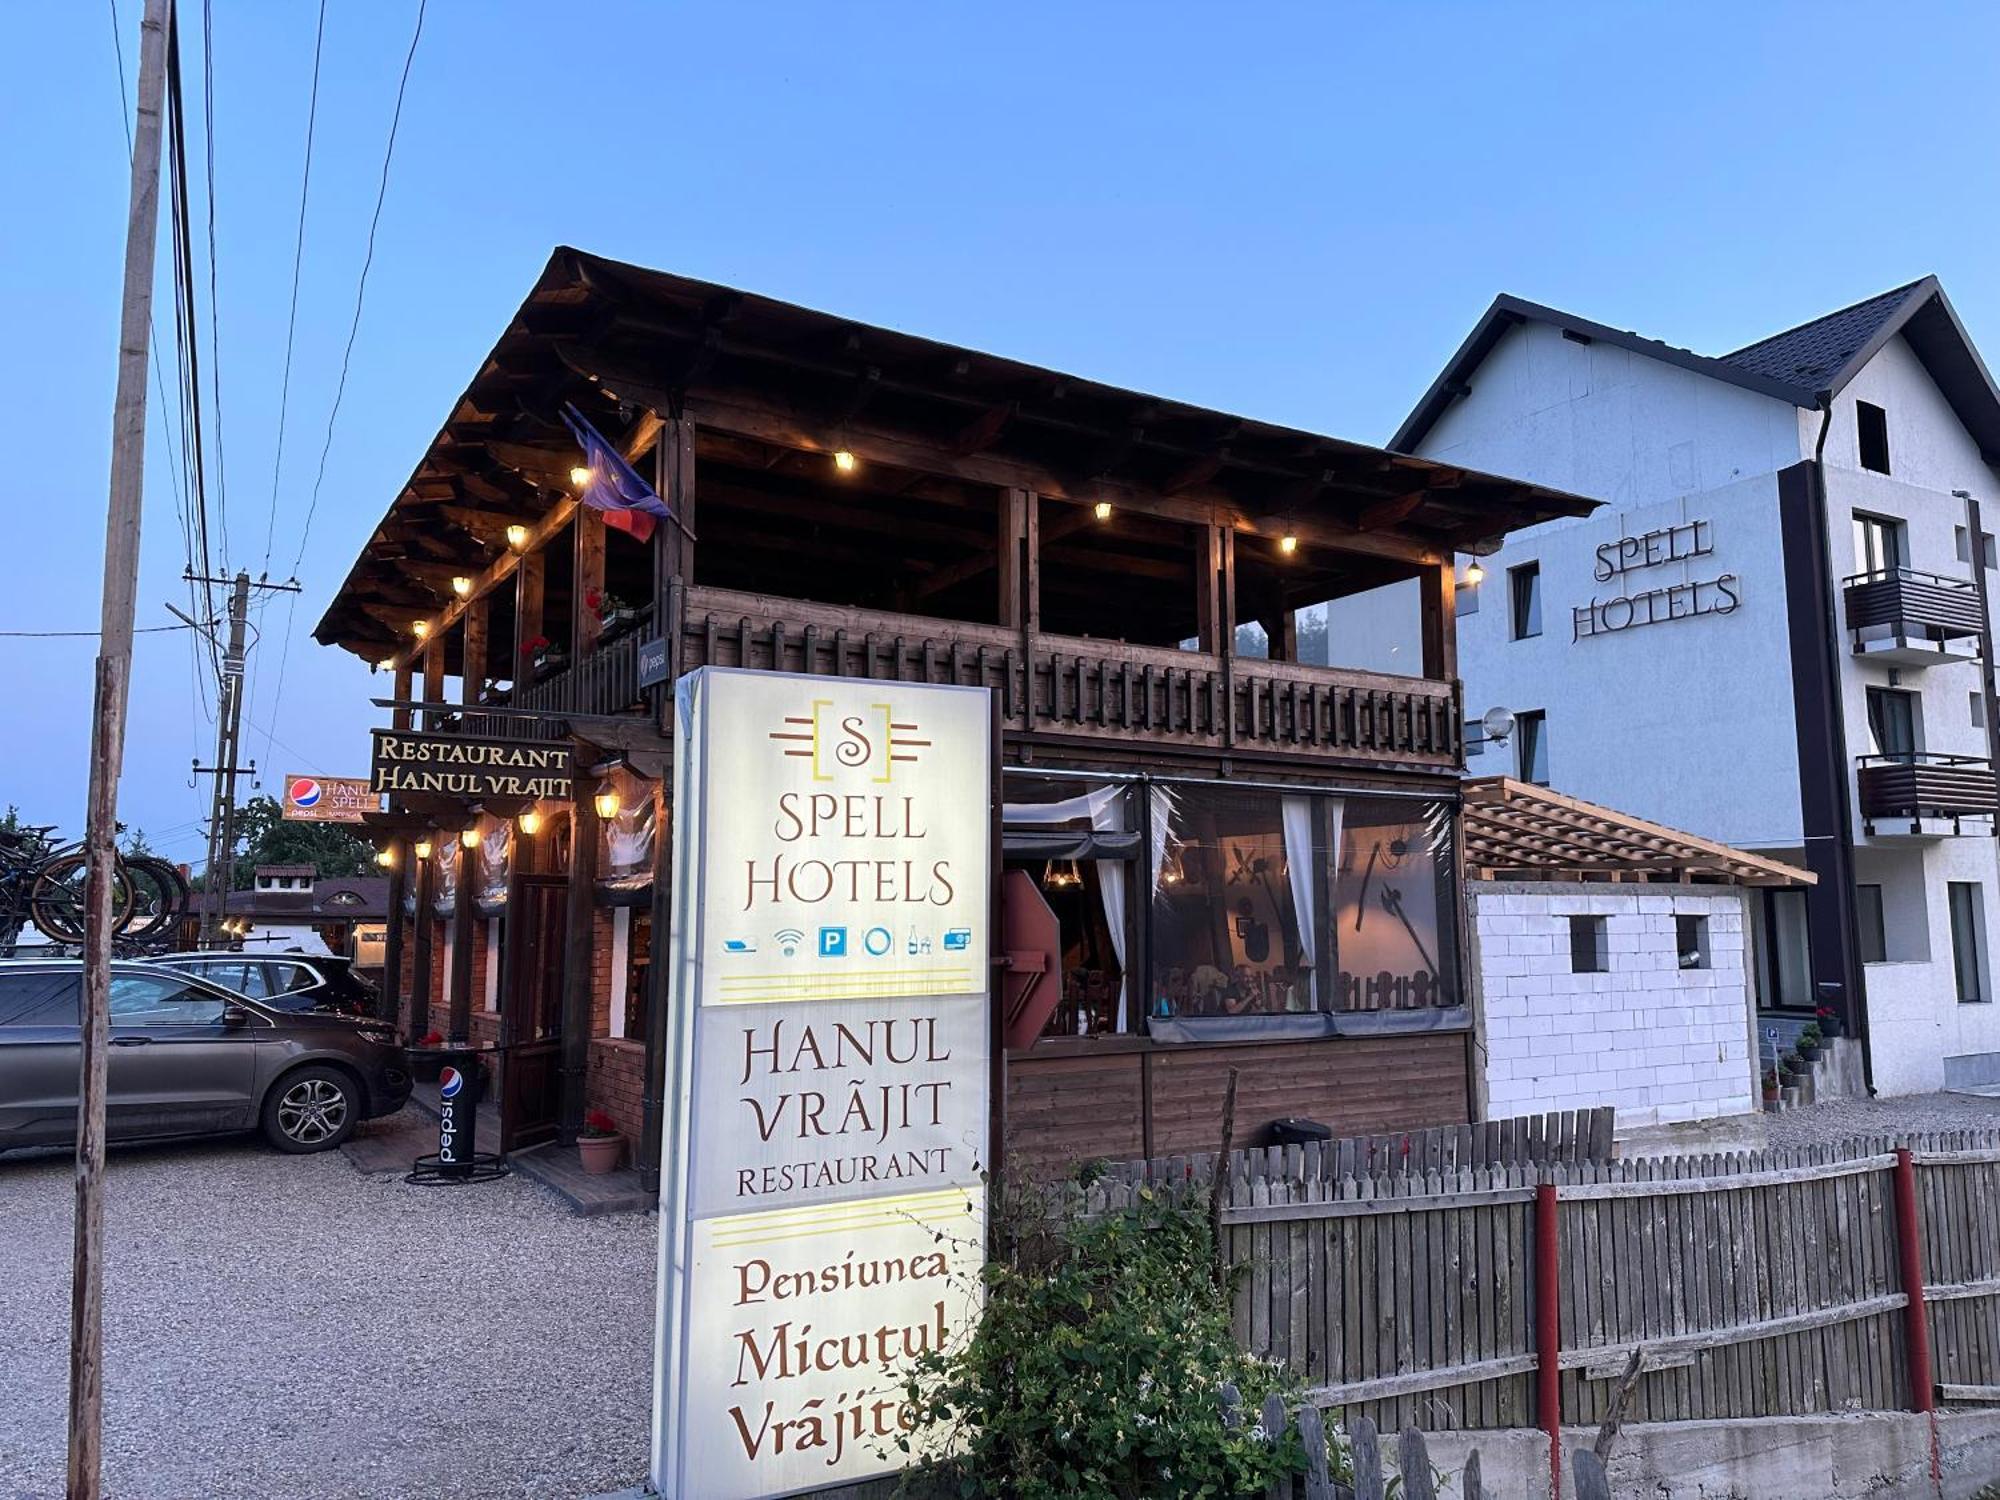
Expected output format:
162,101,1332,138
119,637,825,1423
1462,777,1814,887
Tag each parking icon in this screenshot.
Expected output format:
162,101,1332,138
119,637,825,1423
817,926,848,958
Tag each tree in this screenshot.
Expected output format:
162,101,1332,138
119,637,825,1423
223,795,374,890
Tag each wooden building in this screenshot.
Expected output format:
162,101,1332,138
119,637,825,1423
315,248,1595,1188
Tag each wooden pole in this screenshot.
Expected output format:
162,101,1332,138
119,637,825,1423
1893,1147,1936,1413
1535,1179,1564,1498
71,0,169,1494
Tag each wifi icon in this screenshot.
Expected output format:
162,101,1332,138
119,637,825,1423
775,927,805,957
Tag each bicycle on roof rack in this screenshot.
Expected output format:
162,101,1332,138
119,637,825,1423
0,824,192,949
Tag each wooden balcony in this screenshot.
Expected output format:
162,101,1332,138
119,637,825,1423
1844,568,1985,667
1857,753,1999,835
672,584,1461,769
511,621,650,719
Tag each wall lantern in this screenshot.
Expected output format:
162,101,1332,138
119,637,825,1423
1479,705,1517,748
451,576,472,598
1464,560,1486,586
459,827,480,850
1093,501,1113,521
413,839,434,861
832,449,858,474
570,465,594,488
375,848,395,870
518,809,543,836
594,788,621,820
1279,533,1299,556
506,524,530,551
411,619,431,640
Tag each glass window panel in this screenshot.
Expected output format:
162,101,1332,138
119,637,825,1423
1332,798,1460,1014
1857,885,1887,965
1950,882,1986,1003
108,975,228,1026
0,973,78,1026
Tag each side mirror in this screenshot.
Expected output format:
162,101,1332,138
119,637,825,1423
220,1006,249,1031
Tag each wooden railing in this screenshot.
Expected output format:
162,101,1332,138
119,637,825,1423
1843,566,1985,642
1857,752,1999,829
510,624,649,719
677,584,1461,768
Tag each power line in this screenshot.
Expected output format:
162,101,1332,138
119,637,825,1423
266,0,427,781
0,624,192,638
291,0,427,576
259,0,326,575
199,0,231,569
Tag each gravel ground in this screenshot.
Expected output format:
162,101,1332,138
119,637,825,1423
0,1117,656,1500
1620,1088,2000,1156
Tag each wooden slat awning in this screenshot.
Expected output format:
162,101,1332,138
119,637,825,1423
1461,777,1813,887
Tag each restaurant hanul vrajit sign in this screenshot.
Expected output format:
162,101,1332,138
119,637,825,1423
369,729,573,800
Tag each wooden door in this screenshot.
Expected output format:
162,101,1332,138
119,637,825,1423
500,873,566,1152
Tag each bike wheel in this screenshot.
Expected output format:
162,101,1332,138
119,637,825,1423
30,853,135,945
121,856,190,941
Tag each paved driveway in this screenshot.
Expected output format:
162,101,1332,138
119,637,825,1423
0,1118,655,1499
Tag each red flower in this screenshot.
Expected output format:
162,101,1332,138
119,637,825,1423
582,1108,620,1138
584,589,603,610
521,634,552,658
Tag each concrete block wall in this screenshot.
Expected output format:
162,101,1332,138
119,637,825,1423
1472,882,1755,1127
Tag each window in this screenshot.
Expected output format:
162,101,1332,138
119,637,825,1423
0,972,79,1027
624,912,653,1041
1569,915,1608,974
1857,884,1887,965
1516,710,1549,786
1857,401,1891,474
1509,562,1542,640
1949,882,1988,1003
108,974,229,1026
269,962,316,994
1457,570,1480,615
1975,692,1987,731
1866,687,1918,758
1464,720,1486,758
1676,914,1710,970
1957,525,1970,565
1852,512,1905,577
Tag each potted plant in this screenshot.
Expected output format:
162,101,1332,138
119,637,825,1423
587,588,642,638
578,1108,624,1174
1796,1024,1824,1064
522,634,566,680
1762,1067,1782,1112
1816,1004,1845,1040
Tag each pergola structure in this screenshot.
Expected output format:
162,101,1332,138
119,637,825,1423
1462,777,1814,887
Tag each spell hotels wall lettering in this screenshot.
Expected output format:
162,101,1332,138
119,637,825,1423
653,669,991,1500
1571,517,1741,641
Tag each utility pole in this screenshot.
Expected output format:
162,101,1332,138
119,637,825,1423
197,571,251,943
71,0,169,1495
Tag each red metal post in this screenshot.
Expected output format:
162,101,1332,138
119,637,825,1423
1892,1148,1935,1413
1535,1180,1563,1497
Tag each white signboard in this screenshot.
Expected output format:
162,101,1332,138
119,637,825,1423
653,669,992,1500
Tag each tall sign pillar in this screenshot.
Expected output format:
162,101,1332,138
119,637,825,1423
651,668,991,1500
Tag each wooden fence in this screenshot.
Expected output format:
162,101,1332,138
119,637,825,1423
1098,1129,2000,1453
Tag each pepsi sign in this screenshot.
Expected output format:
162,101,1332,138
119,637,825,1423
280,772,377,824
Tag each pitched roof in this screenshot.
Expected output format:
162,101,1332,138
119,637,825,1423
1461,778,1814,887
1393,276,2000,463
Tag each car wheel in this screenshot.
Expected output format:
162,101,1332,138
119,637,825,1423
262,1067,359,1154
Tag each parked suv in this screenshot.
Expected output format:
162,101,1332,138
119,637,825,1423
153,951,382,1017
0,959,410,1155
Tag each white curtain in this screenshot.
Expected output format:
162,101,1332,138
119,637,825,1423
1004,786,1132,1029
1281,795,1342,1008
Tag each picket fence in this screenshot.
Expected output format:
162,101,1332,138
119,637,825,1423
1085,1128,2000,1446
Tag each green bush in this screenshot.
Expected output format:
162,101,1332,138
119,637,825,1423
896,1185,1305,1500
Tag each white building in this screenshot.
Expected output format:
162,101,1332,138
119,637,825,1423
1394,278,2000,1096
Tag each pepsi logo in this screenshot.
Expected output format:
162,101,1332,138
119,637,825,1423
289,777,322,809
439,1066,464,1099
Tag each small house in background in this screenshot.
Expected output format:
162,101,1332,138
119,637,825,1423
1461,777,1815,1127
205,864,391,975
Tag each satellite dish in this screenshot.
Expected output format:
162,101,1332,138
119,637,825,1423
1480,706,1517,745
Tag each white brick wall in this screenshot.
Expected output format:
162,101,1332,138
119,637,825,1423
1472,884,1756,1128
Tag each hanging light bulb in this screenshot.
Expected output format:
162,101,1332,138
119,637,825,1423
1159,840,1187,887
1279,533,1299,556
1093,501,1113,521
570,465,594,488
832,450,858,474
1042,858,1083,890
506,524,529,550
411,619,430,640
451,576,472,598
413,839,433,860
594,788,621,820
518,809,542,836
1464,560,1486,586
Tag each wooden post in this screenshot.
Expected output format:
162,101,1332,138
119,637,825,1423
998,487,1025,627
380,837,406,1027
70,2,169,1492
421,641,445,731
1893,1147,1936,1412
1421,557,1458,684
447,832,475,1043
514,548,546,684
410,848,435,1040
574,507,607,659
1535,1179,1564,1497
460,595,489,709
391,662,414,732
558,749,600,1143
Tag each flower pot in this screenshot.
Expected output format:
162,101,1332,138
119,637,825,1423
578,1132,624,1174
1818,1014,1845,1039
1797,1043,1823,1064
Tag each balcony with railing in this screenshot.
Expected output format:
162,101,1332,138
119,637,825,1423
1843,567,1985,668
1857,752,1999,837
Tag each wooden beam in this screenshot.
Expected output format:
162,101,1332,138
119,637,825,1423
1358,490,1429,531
953,402,1015,457
574,507,607,658
460,595,489,705
421,642,445,731
1421,558,1456,683
514,550,545,681
998,487,1025,629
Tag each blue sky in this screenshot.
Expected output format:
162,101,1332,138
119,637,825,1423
6,2,1999,869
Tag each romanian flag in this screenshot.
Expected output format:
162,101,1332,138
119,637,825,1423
560,403,673,543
